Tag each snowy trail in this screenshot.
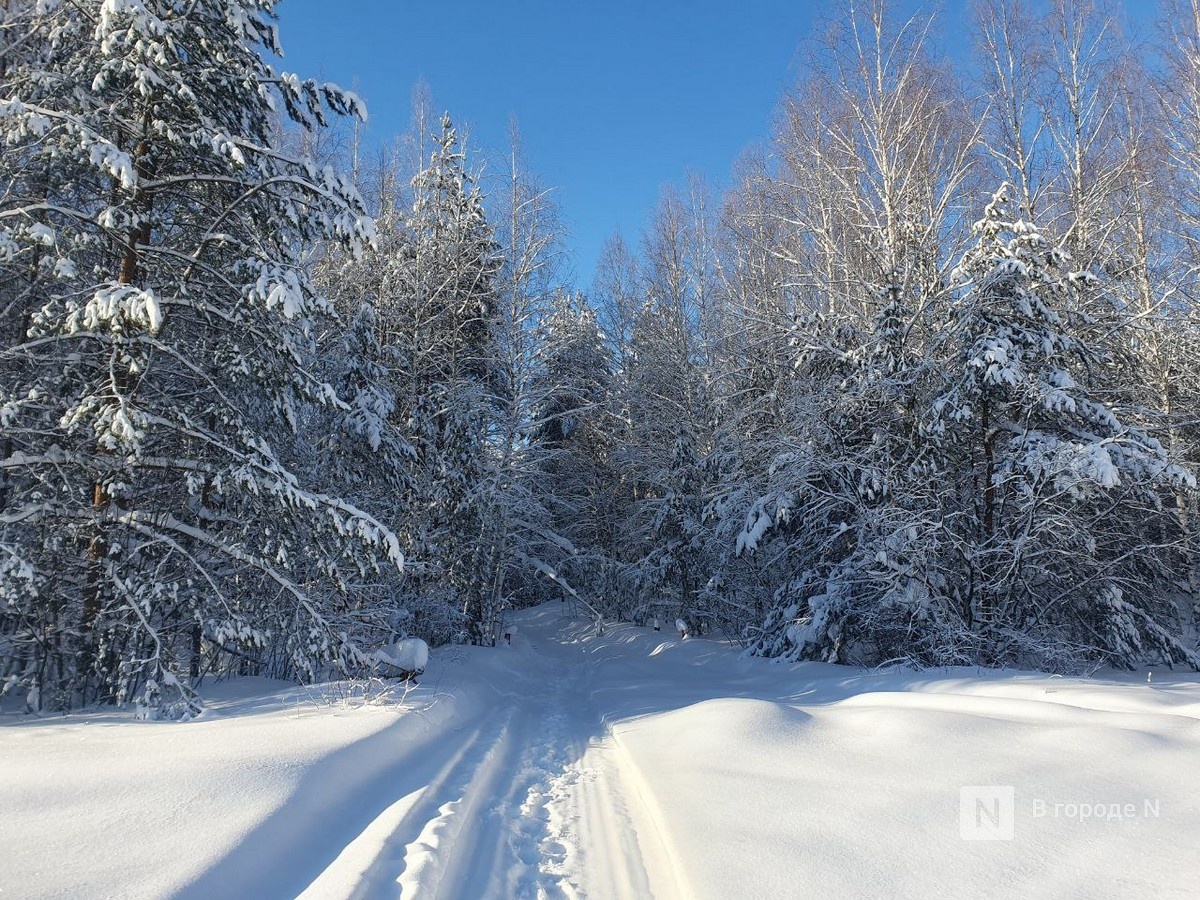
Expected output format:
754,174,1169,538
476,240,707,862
461,662,586,899
570,734,686,900
390,606,694,900
297,605,670,900
298,709,516,899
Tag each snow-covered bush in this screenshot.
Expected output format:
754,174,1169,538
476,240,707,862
374,638,429,679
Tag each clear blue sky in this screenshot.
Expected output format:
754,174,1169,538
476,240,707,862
274,0,823,286
273,0,1155,287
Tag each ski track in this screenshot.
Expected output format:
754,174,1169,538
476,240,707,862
298,616,664,899
298,708,512,900
440,649,604,899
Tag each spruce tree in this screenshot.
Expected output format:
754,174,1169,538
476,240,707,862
930,186,1198,669
391,115,503,642
530,292,618,609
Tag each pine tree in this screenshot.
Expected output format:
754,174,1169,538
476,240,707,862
0,0,399,713
530,291,619,610
618,301,712,630
388,114,503,642
309,115,510,646
746,293,954,666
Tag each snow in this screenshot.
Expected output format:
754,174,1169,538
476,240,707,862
376,637,428,673
735,504,772,556
28,223,55,246
0,679,446,898
87,138,136,189
75,284,163,334
266,273,305,319
2,605,1198,899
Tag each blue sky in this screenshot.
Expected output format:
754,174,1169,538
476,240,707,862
274,0,825,286
273,0,1155,288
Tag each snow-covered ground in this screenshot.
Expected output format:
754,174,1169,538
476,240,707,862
3,603,1198,899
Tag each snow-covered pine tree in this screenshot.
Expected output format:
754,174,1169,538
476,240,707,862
731,0,978,666
467,133,573,628
1156,0,1200,651
307,292,417,643
692,212,796,643
307,114,496,646
529,291,619,612
928,185,1198,670
532,293,611,474
0,0,400,713
606,185,728,630
744,288,957,667
389,115,504,643
617,299,712,630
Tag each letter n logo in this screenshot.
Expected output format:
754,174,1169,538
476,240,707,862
960,786,1016,840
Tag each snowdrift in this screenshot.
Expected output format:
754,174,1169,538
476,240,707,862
1,604,1197,899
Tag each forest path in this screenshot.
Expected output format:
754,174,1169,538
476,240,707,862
296,603,682,900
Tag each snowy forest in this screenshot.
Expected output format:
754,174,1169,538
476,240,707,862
4,0,1200,716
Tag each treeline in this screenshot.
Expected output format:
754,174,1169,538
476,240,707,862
3,0,1199,715
588,0,1200,672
